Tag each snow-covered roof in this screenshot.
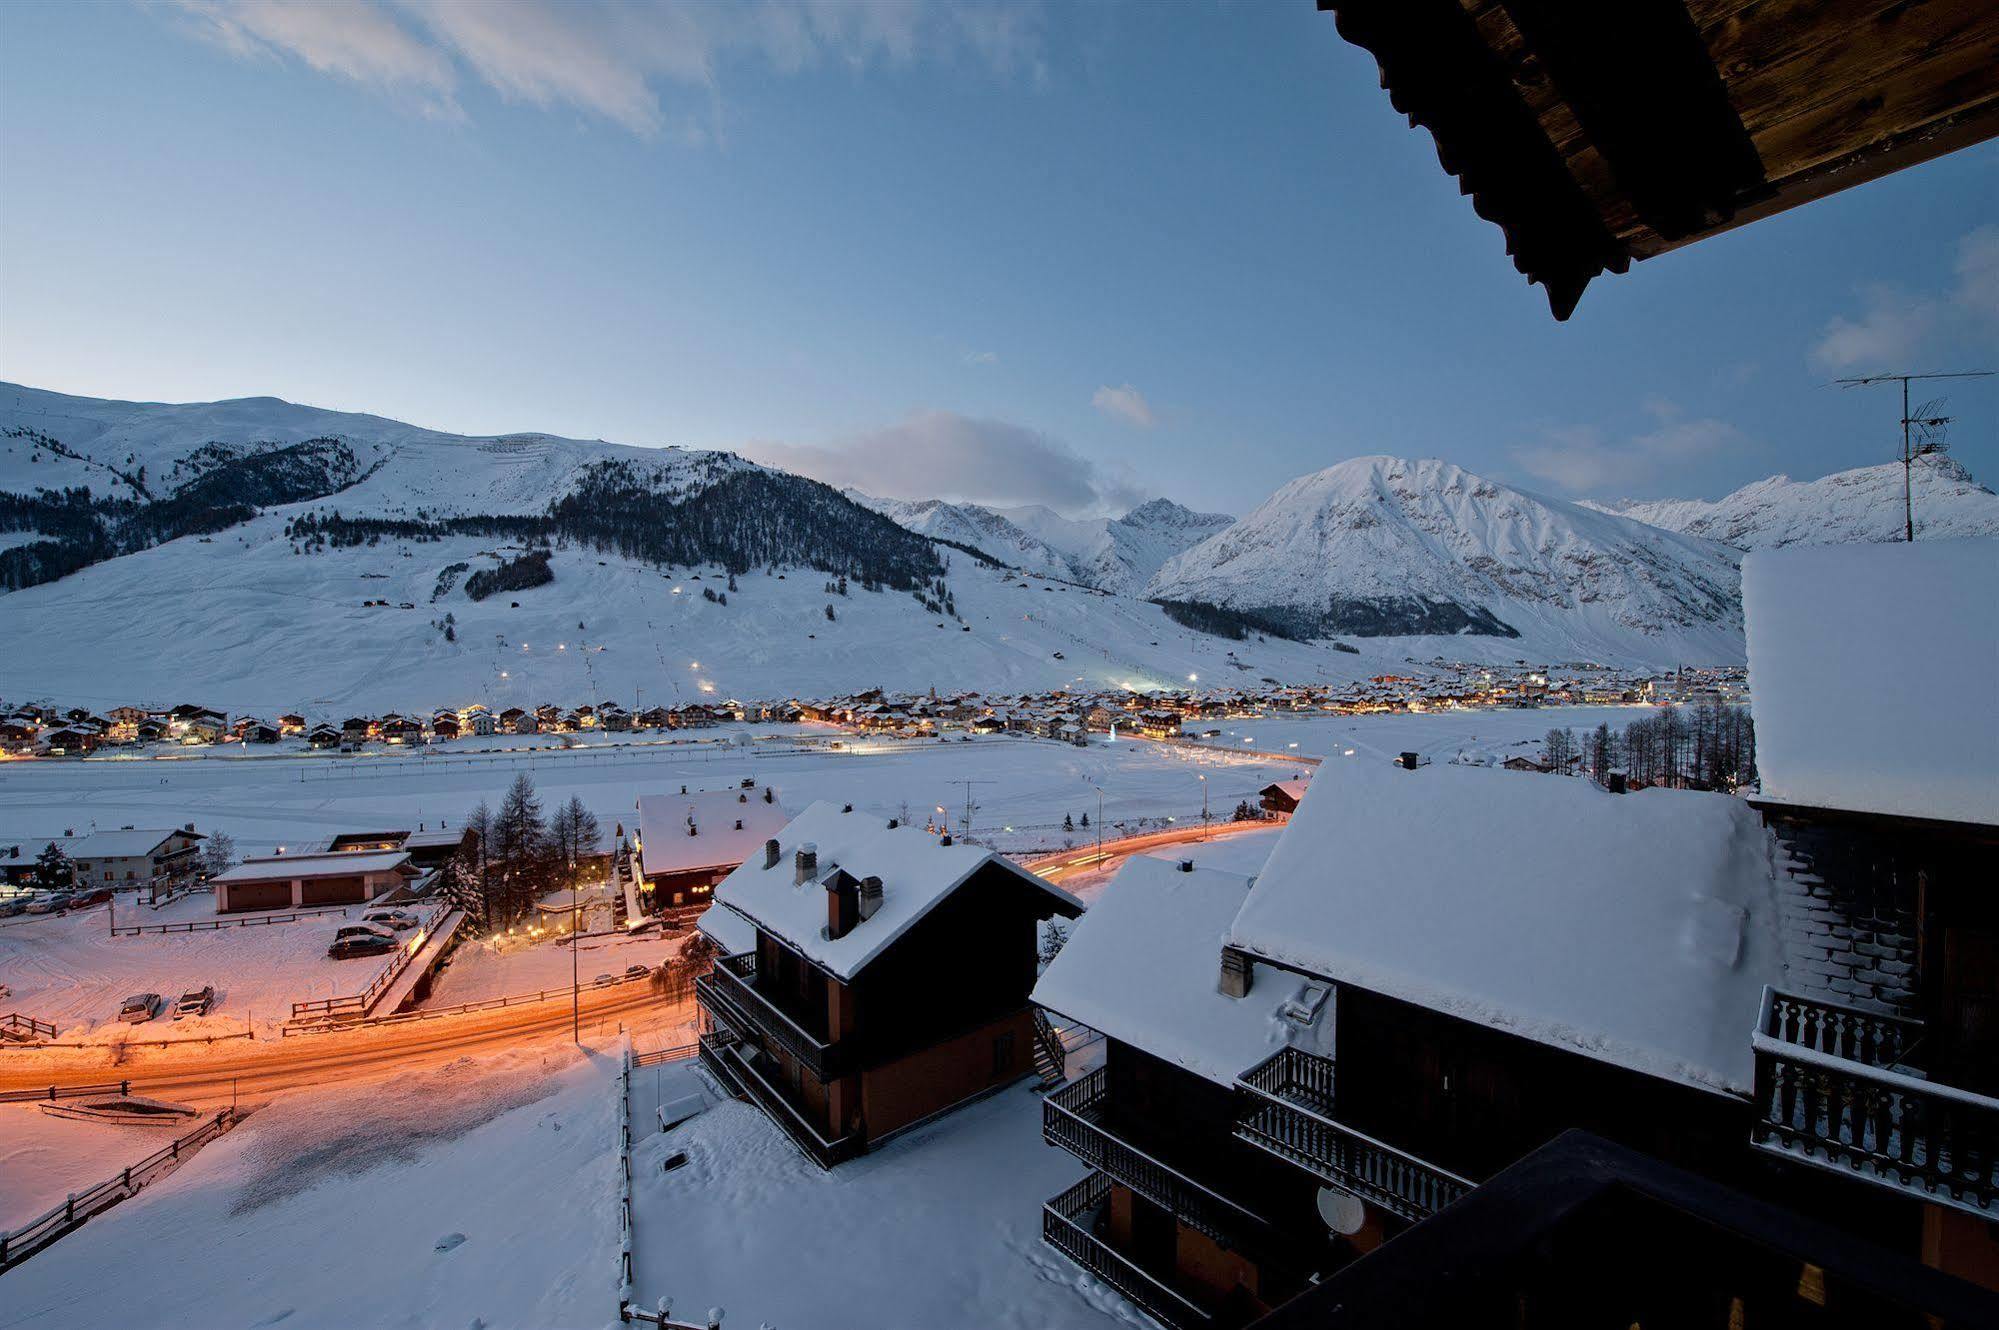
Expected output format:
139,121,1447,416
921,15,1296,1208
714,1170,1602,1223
1032,857,1332,1086
635,789,791,879
400,828,469,850
66,827,199,859
1744,537,1997,827
1228,759,1783,1096
713,801,1082,981
211,851,412,882
1262,779,1310,801
696,902,759,956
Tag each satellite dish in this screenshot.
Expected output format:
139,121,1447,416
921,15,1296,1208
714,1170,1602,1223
1316,1187,1366,1236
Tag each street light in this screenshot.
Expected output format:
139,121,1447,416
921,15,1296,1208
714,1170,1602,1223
570,847,580,1044
1199,773,1209,839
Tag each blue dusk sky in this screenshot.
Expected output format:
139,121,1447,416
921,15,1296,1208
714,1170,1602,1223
0,0,1993,516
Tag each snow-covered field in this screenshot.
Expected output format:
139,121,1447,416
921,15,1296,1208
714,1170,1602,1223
0,731,1300,862
0,1046,622,1330
630,1066,1133,1330
0,897,376,1040
1182,703,1665,764
0,1104,184,1232
426,931,687,1006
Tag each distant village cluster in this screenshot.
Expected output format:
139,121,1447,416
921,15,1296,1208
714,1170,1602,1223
0,662,1747,758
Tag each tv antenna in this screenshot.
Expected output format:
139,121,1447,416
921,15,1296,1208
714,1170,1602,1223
1834,370,1993,541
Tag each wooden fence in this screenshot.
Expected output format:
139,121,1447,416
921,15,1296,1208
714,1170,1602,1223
287,903,452,1022
0,1108,244,1270
0,1079,132,1104
111,902,351,937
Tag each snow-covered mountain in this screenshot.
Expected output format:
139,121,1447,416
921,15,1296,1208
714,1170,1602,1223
851,492,1232,594
0,387,1756,707
1147,456,1744,658
1581,455,1999,549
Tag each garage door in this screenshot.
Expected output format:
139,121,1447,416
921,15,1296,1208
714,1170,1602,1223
221,880,291,913
299,874,366,905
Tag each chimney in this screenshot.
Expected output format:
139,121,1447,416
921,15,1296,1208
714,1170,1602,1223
886,818,899,830
738,791,747,803
1606,769,1628,794
763,787,774,803
794,842,818,884
763,839,780,870
734,819,743,831
1398,751,1419,771
1177,859,1194,873
687,823,698,836
841,803,853,814
858,875,883,922
939,834,953,847
824,868,861,940
1218,945,1253,998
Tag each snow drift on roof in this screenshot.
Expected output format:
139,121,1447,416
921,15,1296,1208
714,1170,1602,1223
65,828,198,858
712,802,1081,981
1228,759,1783,1096
1033,857,1332,1085
210,851,412,882
1744,537,1997,826
635,789,791,879
696,902,759,956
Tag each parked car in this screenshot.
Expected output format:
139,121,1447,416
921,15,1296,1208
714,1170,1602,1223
593,972,617,987
119,993,161,1023
328,934,397,960
0,899,25,918
624,918,661,935
333,923,397,943
173,985,215,1019
363,909,417,931
623,964,652,981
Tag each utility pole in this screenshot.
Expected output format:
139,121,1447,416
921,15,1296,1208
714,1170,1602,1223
570,848,580,1045
1199,773,1210,840
1834,370,1993,541
949,779,992,842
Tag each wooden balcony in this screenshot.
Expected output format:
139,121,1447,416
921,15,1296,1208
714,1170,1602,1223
1044,1067,1285,1253
699,951,846,1080
696,1029,858,1169
1042,1171,1217,1330
1233,1047,1473,1225
1751,987,1998,1217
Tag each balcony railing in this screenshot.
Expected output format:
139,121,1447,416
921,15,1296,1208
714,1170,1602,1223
699,1029,858,1169
1751,987,1997,1217
1233,1047,1473,1224
1045,1068,1283,1251
1042,1172,1215,1330
701,951,844,1079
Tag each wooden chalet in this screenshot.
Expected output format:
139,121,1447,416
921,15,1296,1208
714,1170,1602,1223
695,802,1082,1167
1735,540,1999,1290
306,723,341,749
1319,1,1999,317
633,785,791,910
1258,779,1310,817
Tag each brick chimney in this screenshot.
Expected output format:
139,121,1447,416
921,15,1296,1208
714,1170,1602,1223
1217,945,1253,998
1398,751,1420,770
763,838,780,870
858,875,884,922
794,842,818,884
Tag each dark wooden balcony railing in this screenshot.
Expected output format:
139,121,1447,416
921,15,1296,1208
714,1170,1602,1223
701,951,844,1079
1042,1171,1215,1330
1751,986,1997,1218
1234,1047,1473,1225
1045,1067,1283,1251
697,1029,857,1169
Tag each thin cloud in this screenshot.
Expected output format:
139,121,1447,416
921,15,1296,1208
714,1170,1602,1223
738,409,1141,513
961,349,1000,366
1511,412,1748,495
165,0,1048,137
1810,226,1999,372
1092,382,1154,427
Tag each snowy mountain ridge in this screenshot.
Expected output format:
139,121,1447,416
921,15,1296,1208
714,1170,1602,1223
847,491,1233,594
1580,455,1999,549
1147,456,1746,657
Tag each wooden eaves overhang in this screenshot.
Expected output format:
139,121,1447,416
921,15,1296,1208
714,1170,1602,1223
1322,0,1999,318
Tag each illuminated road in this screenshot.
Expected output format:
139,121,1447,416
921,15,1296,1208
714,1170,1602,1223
0,984,694,1106
1025,818,1281,886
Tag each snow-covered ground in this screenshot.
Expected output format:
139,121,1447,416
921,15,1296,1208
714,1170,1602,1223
0,731,1299,863
1181,703,1665,764
0,1104,185,1232
630,1066,1134,1330
425,930,687,1007
0,1046,623,1330
0,898,377,1040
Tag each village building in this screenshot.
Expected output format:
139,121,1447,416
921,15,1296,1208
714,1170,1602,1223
695,802,1083,1167
500,707,534,734
210,850,420,913
1258,779,1310,817
66,825,206,890
340,716,372,746
461,704,496,736
306,723,341,749
634,785,791,911
323,825,476,874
